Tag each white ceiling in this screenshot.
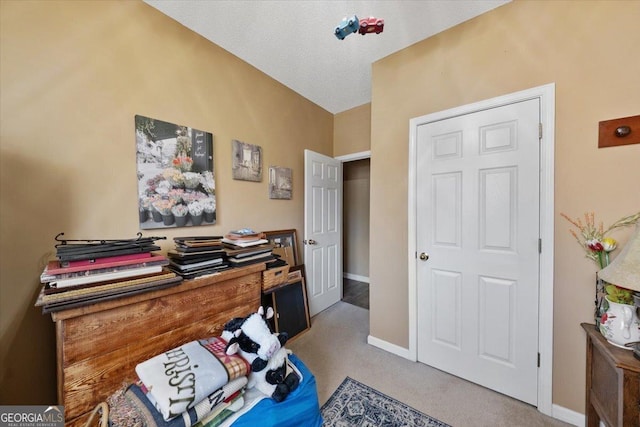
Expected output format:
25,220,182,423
144,0,510,114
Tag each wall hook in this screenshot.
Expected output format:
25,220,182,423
598,115,639,148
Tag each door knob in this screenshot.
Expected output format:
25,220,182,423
304,239,317,245
419,252,429,261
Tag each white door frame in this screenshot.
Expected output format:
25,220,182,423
335,150,371,162
337,151,371,284
407,83,555,415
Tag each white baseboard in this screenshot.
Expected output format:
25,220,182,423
367,336,586,426
343,272,370,283
551,404,584,426
367,335,416,362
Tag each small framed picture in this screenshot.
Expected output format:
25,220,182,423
269,166,292,199
232,139,262,182
263,229,299,266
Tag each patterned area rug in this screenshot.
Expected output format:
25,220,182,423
321,377,451,426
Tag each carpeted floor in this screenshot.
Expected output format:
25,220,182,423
288,301,571,427
322,377,450,426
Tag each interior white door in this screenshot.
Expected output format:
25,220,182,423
304,149,342,316
416,99,540,405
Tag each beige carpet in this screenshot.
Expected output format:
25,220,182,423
288,301,571,427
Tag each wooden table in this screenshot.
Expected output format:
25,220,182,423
582,323,640,427
50,263,264,427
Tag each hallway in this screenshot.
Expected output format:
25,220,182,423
342,278,368,310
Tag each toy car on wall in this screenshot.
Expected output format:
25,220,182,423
335,15,359,40
359,16,384,35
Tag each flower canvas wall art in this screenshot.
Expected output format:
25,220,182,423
135,115,216,229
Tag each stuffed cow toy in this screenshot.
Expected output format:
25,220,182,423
222,307,300,402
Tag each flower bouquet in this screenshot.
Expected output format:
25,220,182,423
202,198,216,223
138,196,151,222
163,168,184,188
167,188,185,205
561,211,640,323
188,201,204,226
182,191,207,204
148,195,162,222
171,204,188,217
188,201,204,216
155,180,172,196
171,203,189,227
152,199,175,216
145,173,164,196
139,196,152,210
201,170,215,195
183,172,201,190
172,155,193,172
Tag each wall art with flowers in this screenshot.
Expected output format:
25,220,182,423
135,115,216,229
561,211,640,326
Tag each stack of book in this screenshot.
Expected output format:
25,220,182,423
36,235,180,313
167,236,229,279
222,229,275,267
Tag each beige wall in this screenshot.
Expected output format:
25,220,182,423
369,0,640,414
343,159,370,278
334,103,371,156
0,1,332,404
336,105,371,279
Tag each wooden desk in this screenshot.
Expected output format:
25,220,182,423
582,323,640,427
50,264,264,427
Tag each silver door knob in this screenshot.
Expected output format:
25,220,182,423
419,252,429,261
304,239,317,245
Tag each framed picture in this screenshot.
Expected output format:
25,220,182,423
288,264,306,284
263,229,299,266
269,166,292,199
232,139,262,182
135,115,216,230
266,277,310,341
263,263,310,341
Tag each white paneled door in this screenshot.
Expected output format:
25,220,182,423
304,149,342,317
416,99,540,405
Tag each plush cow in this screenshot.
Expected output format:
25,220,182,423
222,307,300,402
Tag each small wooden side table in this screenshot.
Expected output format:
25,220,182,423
582,323,640,427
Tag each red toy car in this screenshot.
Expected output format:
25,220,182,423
359,17,384,35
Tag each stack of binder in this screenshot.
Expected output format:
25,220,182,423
167,236,230,279
222,229,275,267
36,233,180,313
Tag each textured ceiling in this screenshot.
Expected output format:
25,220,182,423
144,0,510,114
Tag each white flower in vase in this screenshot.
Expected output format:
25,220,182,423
183,172,201,190
202,198,216,213
201,170,216,195
171,204,189,217
155,180,172,196
188,201,204,217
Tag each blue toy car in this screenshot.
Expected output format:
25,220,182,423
335,15,359,40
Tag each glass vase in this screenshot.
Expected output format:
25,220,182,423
595,272,608,330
